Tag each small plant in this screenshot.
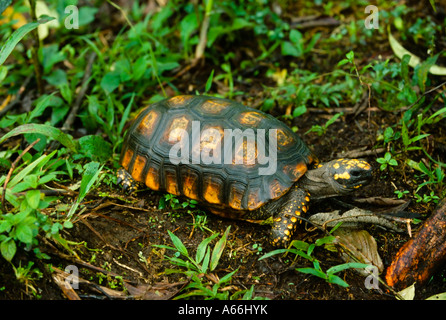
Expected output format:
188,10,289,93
394,189,410,199
12,261,43,296
189,214,213,234
159,193,198,211
260,235,370,288
252,243,263,255
305,112,343,136
376,152,398,171
153,226,252,299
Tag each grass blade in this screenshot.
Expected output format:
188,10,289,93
0,124,78,152
0,17,54,66
210,226,230,271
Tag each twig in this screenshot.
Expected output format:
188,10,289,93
399,80,446,112
29,0,44,95
1,138,40,213
194,0,213,60
62,51,97,132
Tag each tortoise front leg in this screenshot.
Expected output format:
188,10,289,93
270,185,310,247
117,167,139,193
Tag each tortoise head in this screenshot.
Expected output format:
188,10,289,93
326,158,373,192
301,158,373,198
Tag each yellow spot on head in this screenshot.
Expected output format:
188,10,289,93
334,171,351,180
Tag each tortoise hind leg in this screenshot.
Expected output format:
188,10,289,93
270,185,310,247
117,167,139,193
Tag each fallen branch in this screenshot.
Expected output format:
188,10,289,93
385,198,446,289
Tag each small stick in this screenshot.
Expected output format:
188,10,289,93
62,52,97,132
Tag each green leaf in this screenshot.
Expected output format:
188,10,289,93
219,267,239,284
67,161,103,219
200,247,211,274
346,50,355,61
0,124,78,152
327,274,349,287
78,135,113,162
259,248,291,260
210,226,230,271
195,233,219,264
78,162,102,199
78,6,98,27
0,17,55,66
296,267,326,279
281,41,300,57
15,223,34,244
100,72,121,94
1,238,16,261
168,230,188,257
180,12,199,46
315,235,336,246
25,190,41,210
205,69,214,93
327,262,370,275
7,151,56,189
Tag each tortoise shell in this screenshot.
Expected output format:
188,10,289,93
120,95,314,213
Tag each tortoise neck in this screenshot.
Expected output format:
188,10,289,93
299,165,345,199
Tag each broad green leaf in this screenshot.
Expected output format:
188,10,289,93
100,72,121,94
15,223,34,244
25,190,41,210
78,135,112,162
210,226,230,271
0,17,55,66
168,230,188,257
0,124,78,152
1,238,16,261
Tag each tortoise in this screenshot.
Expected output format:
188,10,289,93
117,95,373,247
